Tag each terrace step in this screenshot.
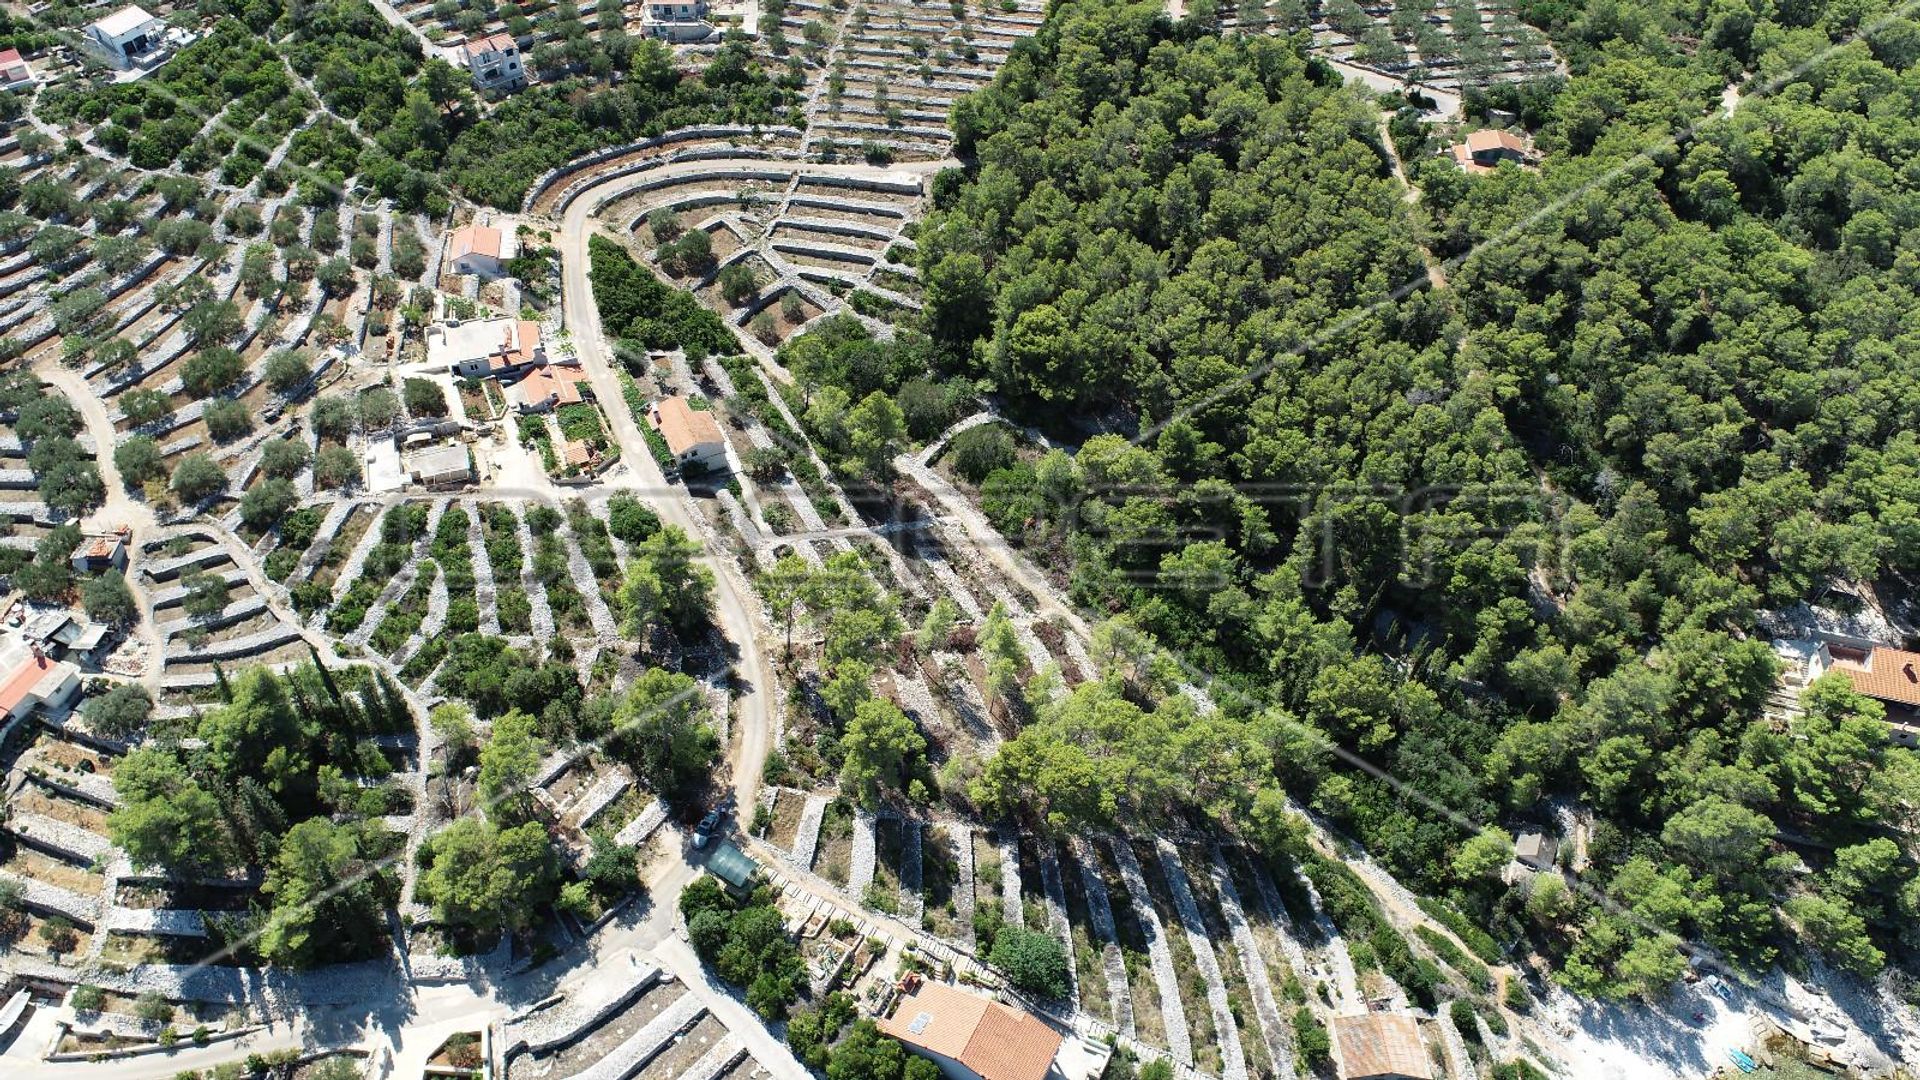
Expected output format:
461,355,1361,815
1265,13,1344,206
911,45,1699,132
790,793,829,870
1108,836,1193,1065
674,1034,746,1080
8,810,112,864
100,905,210,938
1069,836,1134,1036
565,991,707,1080
0,869,103,925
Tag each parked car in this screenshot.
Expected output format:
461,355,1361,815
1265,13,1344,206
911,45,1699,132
693,808,723,850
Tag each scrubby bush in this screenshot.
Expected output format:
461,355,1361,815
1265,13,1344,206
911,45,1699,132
169,453,227,503
948,424,1015,484
259,438,310,479
203,398,252,441
314,444,360,489
987,923,1070,1000
264,349,312,393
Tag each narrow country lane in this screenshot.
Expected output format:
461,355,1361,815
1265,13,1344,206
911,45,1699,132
551,200,778,813
32,360,164,686
547,153,950,815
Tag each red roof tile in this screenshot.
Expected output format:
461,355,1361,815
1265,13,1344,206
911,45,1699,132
878,983,1062,1080
0,650,55,714
1830,646,1920,708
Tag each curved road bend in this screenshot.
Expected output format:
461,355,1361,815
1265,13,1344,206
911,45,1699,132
33,361,165,687
552,153,949,813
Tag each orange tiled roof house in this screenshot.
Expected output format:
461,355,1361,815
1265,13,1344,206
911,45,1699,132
1810,639,1920,746
878,981,1065,1080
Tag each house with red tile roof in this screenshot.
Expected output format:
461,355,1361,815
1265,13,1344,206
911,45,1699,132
561,437,601,471
0,640,80,725
1449,129,1534,174
1331,1011,1433,1080
509,362,589,413
447,222,515,278
0,48,35,91
1812,641,1920,746
462,32,525,93
69,531,128,574
647,396,727,473
878,981,1066,1080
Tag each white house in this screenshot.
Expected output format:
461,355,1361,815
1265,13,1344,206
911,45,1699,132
0,639,80,724
446,222,514,278
462,32,526,93
642,0,716,41
0,49,35,91
427,317,546,380
69,531,128,574
85,5,168,69
876,981,1065,1080
1803,638,1920,748
405,442,473,489
648,395,727,473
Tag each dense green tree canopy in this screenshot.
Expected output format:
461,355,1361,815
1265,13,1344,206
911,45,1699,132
865,0,1920,995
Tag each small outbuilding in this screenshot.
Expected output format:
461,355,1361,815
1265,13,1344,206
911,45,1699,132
69,531,128,574
1513,830,1558,872
21,610,110,664
705,839,759,892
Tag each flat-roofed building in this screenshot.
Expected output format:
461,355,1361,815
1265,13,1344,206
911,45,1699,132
406,442,473,489
427,317,546,380
641,0,717,41
21,610,111,665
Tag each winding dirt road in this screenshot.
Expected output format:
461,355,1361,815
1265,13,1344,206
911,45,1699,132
550,153,948,813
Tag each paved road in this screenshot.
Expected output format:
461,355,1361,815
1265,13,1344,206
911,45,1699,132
554,199,776,815
366,0,458,64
